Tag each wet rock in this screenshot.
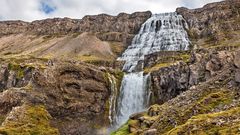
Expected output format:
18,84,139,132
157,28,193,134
148,105,161,117
130,112,145,120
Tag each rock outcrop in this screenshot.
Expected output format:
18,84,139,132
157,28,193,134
177,0,240,47
147,47,236,104
0,61,116,135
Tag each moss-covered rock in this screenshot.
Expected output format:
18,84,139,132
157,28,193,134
0,105,59,135
111,121,130,135
166,107,240,135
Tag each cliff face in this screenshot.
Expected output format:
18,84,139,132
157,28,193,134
177,0,240,48
0,61,114,135
0,11,151,44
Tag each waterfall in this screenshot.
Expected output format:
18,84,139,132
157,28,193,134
113,12,190,127
118,12,190,72
115,72,149,126
107,73,118,125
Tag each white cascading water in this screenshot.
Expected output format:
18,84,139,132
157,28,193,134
115,72,149,126
113,12,190,127
118,12,190,72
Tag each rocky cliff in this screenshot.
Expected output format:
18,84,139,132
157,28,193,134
177,0,240,48
0,60,123,135
0,11,151,44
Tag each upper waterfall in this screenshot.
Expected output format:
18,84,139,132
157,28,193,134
118,12,191,72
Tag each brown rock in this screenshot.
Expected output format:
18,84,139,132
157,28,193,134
235,70,240,83
130,112,145,120
144,129,157,135
234,50,240,68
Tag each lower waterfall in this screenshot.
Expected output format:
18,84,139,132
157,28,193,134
115,72,149,126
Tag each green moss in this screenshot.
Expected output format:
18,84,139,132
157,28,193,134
144,62,174,73
176,90,233,127
0,105,59,135
143,52,190,73
141,89,236,134
195,91,232,113
113,70,124,90
111,122,129,135
8,63,25,79
71,33,81,38
0,116,6,125
166,107,240,135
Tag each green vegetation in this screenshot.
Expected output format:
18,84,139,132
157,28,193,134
8,63,25,79
111,121,129,135
108,41,125,56
0,105,59,135
144,62,174,73
155,89,235,134
78,55,106,62
143,52,190,73
166,107,240,135
0,116,6,125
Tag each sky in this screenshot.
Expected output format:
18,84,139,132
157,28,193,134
0,0,222,22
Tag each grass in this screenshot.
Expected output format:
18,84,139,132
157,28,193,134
8,63,25,79
165,90,234,134
0,105,59,135
143,52,190,73
108,41,125,56
0,116,6,125
144,62,174,73
78,55,104,62
111,122,129,135
166,107,240,135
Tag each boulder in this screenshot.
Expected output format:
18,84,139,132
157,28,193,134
144,129,157,135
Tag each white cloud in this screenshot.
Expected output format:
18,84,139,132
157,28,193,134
0,0,223,22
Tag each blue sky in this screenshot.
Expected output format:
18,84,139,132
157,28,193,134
40,1,56,14
0,0,222,21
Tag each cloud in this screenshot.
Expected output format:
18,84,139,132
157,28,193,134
0,0,222,22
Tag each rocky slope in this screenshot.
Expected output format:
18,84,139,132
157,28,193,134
0,11,151,65
113,0,240,134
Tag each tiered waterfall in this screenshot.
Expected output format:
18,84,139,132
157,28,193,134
112,12,191,127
